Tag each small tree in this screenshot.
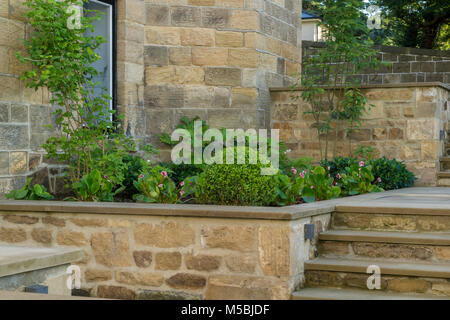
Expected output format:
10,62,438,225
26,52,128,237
295,0,382,161
16,0,137,196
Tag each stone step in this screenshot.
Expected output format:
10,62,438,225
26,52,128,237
437,172,450,186
304,258,450,296
318,230,450,262
291,287,450,300
305,257,450,278
440,157,450,170
333,205,450,232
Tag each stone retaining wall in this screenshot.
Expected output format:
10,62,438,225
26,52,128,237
302,41,450,85
0,201,332,299
270,83,450,186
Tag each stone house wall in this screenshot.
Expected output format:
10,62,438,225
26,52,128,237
0,203,332,299
302,41,450,85
0,0,303,196
271,83,450,186
142,0,303,160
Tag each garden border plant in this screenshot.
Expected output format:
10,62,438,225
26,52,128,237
294,0,386,161
5,0,414,206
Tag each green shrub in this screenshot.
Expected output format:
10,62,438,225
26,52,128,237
6,178,54,200
338,161,384,196
195,163,278,206
369,157,415,190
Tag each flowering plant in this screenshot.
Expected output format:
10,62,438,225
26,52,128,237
338,161,383,196
133,166,195,204
302,166,341,202
69,169,124,202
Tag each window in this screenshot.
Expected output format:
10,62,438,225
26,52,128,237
83,0,116,118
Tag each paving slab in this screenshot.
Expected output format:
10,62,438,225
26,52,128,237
0,246,84,278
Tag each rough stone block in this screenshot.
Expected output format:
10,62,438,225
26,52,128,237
133,250,153,268
145,5,170,26
56,230,87,246
145,84,184,108
85,269,112,282
155,252,182,270
115,271,164,286
185,253,221,271
0,76,20,103
388,278,430,293
225,254,256,273
180,27,215,46
184,85,214,108
192,47,228,66
205,275,290,300
215,31,243,47
134,222,195,248
171,6,201,27
205,67,241,86
145,26,180,45
97,285,136,300
202,8,230,28
201,225,255,252
0,127,26,152
168,47,191,66
166,273,206,289
144,45,168,66
258,226,290,277
0,103,8,122
230,10,259,30
10,104,28,123
0,227,27,243
91,232,132,267
406,119,435,140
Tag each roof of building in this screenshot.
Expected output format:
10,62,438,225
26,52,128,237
302,11,321,20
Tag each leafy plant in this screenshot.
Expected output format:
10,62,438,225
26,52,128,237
273,171,305,206
159,162,204,186
6,178,54,200
369,157,415,190
133,166,194,204
16,0,139,199
68,169,124,202
302,166,341,202
338,161,383,196
321,156,358,178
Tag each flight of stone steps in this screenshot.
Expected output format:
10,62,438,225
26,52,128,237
292,205,450,300
437,133,450,186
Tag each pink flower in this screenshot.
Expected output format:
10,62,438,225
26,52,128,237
377,177,382,183
299,172,305,178
158,184,163,188
359,161,365,167
336,173,341,179
328,166,331,171
311,186,314,189
161,171,168,177
103,175,108,179
138,174,144,179
179,190,185,196
180,181,185,187
358,174,361,178
291,168,297,175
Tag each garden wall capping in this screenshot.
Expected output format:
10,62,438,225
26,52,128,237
0,199,336,221
270,81,450,92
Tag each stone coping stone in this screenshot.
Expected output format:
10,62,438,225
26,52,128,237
0,246,84,278
270,82,450,92
0,187,448,220
0,290,107,300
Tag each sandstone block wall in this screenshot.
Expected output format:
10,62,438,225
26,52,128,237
0,0,303,195
142,0,302,159
0,208,331,299
271,83,450,186
303,41,450,85
0,1,57,197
